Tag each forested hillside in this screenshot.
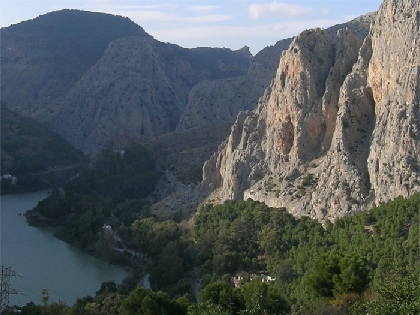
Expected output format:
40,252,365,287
17,165,420,314
193,196,420,313
26,143,160,251
1,106,88,194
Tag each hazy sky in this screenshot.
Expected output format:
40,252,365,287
1,0,382,55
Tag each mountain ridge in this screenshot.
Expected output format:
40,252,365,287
1,9,151,122
1,9,371,159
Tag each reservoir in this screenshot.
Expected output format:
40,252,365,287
1,190,128,307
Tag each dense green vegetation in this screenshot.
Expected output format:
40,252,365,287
193,196,420,313
15,148,420,314
1,106,88,194
130,217,193,297
30,143,160,252
189,279,290,315
5,271,419,314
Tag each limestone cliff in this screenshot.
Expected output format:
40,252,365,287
367,0,420,204
176,38,292,130
200,0,420,222
53,37,187,157
1,9,370,160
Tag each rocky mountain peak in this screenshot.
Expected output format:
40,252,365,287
235,46,253,58
200,0,420,222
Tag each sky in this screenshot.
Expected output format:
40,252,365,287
1,0,382,55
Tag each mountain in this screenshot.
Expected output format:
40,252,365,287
51,39,251,157
199,0,420,222
1,10,251,157
1,9,151,122
176,14,372,131
1,9,371,159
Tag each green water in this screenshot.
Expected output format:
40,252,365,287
1,190,128,306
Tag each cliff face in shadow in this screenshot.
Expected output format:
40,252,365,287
51,38,251,157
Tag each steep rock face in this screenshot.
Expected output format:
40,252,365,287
1,10,371,161
176,39,292,130
201,0,420,221
367,0,420,204
201,110,267,200
177,76,260,130
201,28,363,209
307,35,375,220
1,10,251,158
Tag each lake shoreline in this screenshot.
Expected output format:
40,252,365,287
24,206,144,275
1,190,130,306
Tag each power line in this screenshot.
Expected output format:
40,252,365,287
0,266,22,313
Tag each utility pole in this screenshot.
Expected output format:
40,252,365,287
0,266,21,313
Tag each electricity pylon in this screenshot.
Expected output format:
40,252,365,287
0,266,21,313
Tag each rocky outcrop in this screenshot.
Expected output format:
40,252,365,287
200,0,420,222
177,76,258,130
201,27,365,212
1,9,372,160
